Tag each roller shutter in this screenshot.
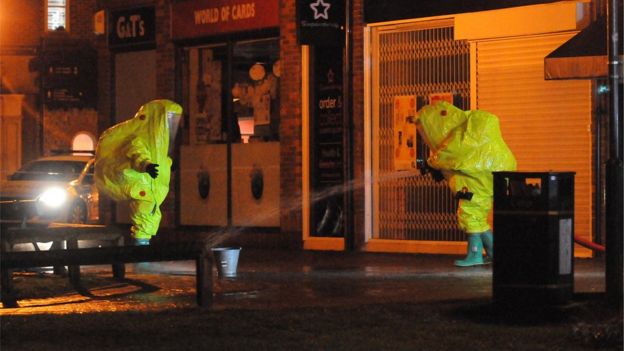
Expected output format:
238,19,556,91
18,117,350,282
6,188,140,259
475,33,593,256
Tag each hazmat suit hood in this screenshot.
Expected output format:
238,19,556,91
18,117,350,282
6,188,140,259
415,102,467,152
415,101,517,175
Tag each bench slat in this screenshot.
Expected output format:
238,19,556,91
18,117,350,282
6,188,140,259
2,224,126,244
1,243,207,268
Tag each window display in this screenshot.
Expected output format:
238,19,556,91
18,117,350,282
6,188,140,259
232,39,280,142
187,38,280,145
189,45,226,144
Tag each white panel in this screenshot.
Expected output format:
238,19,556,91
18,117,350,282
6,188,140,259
475,33,593,254
180,144,228,226
455,1,585,40
231,142,280,227
115,50,157,122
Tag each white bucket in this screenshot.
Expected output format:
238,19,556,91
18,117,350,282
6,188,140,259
212,247,241,278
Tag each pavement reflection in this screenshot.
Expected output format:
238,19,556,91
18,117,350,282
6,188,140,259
0,248,605,315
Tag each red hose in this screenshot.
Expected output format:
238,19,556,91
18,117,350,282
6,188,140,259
574,235,605,252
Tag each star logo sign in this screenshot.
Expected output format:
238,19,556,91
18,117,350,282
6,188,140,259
310,0,331,20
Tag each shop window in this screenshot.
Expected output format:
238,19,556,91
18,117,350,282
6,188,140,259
185,38,280,144
232,39,280,143
187,44,228,144
47,0,67,31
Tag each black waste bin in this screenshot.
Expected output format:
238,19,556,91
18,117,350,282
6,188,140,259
493,171,575,305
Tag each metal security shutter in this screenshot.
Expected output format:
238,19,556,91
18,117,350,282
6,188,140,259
372,21,470,243
475,33,593,255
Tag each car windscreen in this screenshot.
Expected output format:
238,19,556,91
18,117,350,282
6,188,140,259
10,160,87,181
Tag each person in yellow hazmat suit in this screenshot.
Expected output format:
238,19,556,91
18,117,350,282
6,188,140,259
95,99,183,245
415,101,517,266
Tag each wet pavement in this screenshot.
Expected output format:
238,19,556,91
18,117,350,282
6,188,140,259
0,248,607,314
3,249,621,351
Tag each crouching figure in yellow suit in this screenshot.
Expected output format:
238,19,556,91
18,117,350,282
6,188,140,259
95,99,183,245
416,101,516,266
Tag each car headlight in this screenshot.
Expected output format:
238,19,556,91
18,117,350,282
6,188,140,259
38,187,68,209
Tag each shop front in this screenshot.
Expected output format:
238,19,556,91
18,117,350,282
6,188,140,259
171,0,281,234
362,1,594,256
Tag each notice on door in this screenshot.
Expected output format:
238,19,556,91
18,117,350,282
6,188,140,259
393,95,417,171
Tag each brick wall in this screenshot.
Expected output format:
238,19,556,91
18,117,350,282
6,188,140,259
69,1,97,39
43,108,98,153
155,0,176,100
155,0,177,228
279,0,304,248
351,0,365,248
39,1,100,155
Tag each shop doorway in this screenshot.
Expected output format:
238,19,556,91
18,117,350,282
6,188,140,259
368,21,469,247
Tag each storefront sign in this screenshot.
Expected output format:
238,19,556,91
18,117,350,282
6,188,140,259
108,6,156,48
297,0,344,45
311,46,344,236
37,42,98,110
172,0,279,40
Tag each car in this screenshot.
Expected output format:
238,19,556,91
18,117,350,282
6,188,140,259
0,152,99,227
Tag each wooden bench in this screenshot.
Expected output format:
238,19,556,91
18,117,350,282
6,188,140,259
1,224,127,278
1,225,213,308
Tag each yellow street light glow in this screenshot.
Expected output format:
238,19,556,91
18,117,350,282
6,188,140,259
38,187,68,208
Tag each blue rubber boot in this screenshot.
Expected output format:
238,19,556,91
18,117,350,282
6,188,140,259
134,238,150,246
134,262,152,273
133,238,151,272
454,234,485,267
480,231,494,264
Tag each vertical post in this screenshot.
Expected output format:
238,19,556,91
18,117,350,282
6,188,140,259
226,43,233,229
66,239,81,287
343,0,354,251
1,268,16,308
592,80,604,251
51,240,66,275
1,239,17,308
196,250,213,307
112,235,126,279
605,0,623,305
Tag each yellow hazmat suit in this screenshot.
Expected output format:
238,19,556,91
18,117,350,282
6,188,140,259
416,101,516,266
95,100,183,241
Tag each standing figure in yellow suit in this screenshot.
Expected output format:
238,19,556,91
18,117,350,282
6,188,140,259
95,100,183,245
415,101,516,266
